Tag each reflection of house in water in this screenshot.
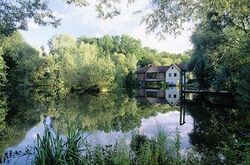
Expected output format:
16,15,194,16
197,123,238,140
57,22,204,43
137,87,180,106
165,87,180,106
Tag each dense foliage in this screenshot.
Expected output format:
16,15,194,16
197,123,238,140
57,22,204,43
0,49,6,88
0,32,189,90
188,11,250,108
0,0,249,164
0,0,61,36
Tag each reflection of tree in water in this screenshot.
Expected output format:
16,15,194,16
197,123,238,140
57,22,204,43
0,93,7,134
51,92,174,133
0,87,59,156
186,94,250,164
0,87,177,161
0,92,8,156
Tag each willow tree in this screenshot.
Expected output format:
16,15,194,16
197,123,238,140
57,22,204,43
61,0,250,37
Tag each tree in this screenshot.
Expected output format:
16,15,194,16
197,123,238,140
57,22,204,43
143,0,250,37
188,12,228,86
0,49,6,88
65,0,249,38
78,58,116,90
0,32,60,87
112,53,138,85
49,34,78,87
188,9,250,92
97,35,115,56
2,0,249,39
0,0,61,37
0,32,39,86
49,33,77,55
119,35,142,55
48,34,117,90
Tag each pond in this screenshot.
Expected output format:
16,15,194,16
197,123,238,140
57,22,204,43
0,87,249,164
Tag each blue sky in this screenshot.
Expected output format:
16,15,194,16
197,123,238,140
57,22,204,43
20,0,193,53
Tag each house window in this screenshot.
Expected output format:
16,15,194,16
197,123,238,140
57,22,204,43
146,73,157,79
169,73,172,77
174,73,177,77
168,94,171,98
172,67,173,69
173,94,177,98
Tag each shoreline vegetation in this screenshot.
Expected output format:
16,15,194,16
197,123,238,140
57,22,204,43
30,125,190,165
2,116,249,165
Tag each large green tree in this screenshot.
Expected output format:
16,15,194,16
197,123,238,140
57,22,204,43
142,0,250,37
49,34,117,90
62,0,250,38
0,32,58,87
2,0,249,38
0,0,97,38
0,49,6,88
0,0,61,37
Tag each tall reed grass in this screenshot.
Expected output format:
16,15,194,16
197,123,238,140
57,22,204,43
31,123,198,165
33,117,86,165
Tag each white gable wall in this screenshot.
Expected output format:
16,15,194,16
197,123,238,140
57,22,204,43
165,65,180,85
165,87,180,106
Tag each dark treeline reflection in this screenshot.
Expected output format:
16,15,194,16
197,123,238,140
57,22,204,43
0,87,176,155
185,94,250,164
1,87,249,164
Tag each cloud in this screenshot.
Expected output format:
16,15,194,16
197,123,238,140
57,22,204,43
21,0,193,54
27,21,39,30
129,24,193,53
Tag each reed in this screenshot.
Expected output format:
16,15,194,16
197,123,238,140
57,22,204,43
32,125,196,165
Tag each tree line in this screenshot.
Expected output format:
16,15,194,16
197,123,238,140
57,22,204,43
0,0,249,104
0,32,190,90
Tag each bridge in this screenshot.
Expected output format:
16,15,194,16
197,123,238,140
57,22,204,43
182,89,231,94
180,70,232,95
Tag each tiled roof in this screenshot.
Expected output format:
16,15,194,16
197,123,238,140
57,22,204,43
174,64,187,71
158,66,170,72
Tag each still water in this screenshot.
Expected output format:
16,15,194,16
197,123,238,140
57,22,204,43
0,87,248,164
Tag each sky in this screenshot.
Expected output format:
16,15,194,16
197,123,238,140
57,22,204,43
20,0,193,54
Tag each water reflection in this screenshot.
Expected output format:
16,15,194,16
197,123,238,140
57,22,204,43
0,87,194,164
1,87,248,164
138,87,250,163
184,93,249,164
137,87,186,125
137,87,181,106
